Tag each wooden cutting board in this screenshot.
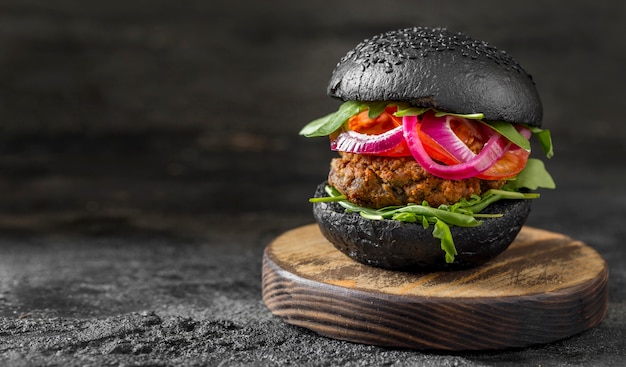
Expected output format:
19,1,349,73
262,224,608,351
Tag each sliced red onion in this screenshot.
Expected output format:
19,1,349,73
330,125,404,154
403,116,511,180
419,114,477,162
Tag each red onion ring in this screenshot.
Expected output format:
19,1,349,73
419,113,478,163
403,115,511,180
330,125,404,154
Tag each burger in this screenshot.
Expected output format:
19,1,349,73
300,27,555,271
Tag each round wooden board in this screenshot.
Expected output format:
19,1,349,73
262,224,608,351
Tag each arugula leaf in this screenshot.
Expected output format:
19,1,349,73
366,101,389,119
299,101,363,137
433,111,485,120
433,219,457,264
482,121,531,151
394,105,429,117
392,204,481,227
465,189,539,213
503,158,556,190
395,107,485,120
298,113,332,137
530,127,554,158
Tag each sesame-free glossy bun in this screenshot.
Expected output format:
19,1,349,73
328,27,543,126
312,183,532,271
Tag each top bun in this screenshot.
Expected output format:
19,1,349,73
328,27,542,126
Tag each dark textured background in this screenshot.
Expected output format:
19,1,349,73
1,1,625,365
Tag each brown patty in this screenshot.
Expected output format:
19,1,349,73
328,152,505,209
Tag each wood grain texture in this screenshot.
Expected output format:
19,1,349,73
262,224,608,350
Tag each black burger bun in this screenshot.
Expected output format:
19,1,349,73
312,183,532,271
328,27,542,127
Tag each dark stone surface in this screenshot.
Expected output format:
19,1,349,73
0,1,625,365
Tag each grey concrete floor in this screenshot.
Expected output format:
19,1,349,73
0,1,625,365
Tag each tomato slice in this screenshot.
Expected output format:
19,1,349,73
348,107,401,134
477,147,529,180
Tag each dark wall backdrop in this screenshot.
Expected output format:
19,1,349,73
1,1,624,236
0,1,625,365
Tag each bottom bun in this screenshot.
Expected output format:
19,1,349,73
312,183,531,271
